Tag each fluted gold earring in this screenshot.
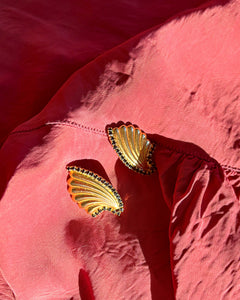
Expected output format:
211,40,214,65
66,166,123,217
107,124,156,175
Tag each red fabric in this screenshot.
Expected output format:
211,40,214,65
1,0,240,299
0,0,209,147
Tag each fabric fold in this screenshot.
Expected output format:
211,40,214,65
1,0,240,298
153,135,240,299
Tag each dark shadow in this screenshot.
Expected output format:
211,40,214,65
156,0,230,25
201,202,234,238
113,131,224,299
66,159,111,182
149,133,221,168
115,159,175,299
79,269,95,300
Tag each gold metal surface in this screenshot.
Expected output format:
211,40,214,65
67,166,123,217
107,124,156,175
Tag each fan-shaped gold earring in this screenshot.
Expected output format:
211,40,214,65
67,166,123,217
107,124,156,175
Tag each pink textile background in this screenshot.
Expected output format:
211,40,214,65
1,0,240,299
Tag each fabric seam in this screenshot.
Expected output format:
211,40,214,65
10,120,107,136
9,120,240,173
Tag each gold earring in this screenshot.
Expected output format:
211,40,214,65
107,124,156,175
67,166,123,217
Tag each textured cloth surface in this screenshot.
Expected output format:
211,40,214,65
1,0,240,299
0,0,208,147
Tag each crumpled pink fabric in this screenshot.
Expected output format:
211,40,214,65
1,0,240,299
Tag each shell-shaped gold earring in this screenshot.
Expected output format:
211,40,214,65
67,166,123,217
107,124,156,175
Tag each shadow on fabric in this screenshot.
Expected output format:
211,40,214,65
115,132,223,299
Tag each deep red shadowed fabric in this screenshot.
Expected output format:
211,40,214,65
0,0,212,147
1,0,240,299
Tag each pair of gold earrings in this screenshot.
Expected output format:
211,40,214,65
67,124,156,217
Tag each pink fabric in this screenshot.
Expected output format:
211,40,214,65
1,0,240,299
